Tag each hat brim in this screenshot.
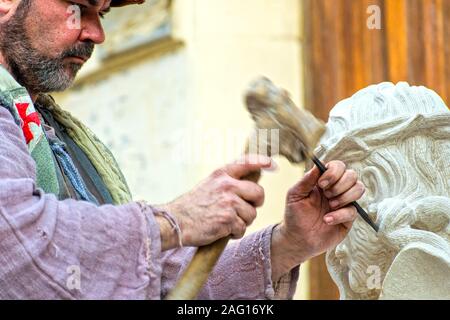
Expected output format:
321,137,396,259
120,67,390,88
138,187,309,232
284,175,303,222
111,0,145,7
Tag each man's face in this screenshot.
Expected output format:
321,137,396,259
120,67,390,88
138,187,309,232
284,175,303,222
0,0,111,94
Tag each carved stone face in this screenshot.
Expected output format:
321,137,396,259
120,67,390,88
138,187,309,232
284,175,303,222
334,221,370,293
333,219,385,296
316,82,450,299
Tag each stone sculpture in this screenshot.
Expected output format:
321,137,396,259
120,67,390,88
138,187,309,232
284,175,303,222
315,82,450,299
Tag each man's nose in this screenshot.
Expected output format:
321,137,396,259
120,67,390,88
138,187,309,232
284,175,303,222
79,19,106,45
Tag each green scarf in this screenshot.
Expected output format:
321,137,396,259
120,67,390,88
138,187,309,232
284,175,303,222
0,66,132,205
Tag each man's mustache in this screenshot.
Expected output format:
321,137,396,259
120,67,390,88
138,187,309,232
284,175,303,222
61,42,95,60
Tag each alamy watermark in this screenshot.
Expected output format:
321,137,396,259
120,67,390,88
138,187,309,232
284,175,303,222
170,126,280,166
66,265,81,291
366,265,382,290
66,5,81,30
367,5,382,30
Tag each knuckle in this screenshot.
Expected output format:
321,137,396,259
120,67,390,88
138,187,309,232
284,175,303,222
221,194,237,208
211,168,226,179
325,186,338,197
237,222,247,237
335,208,352,223
209,224,222,237
255,185,265,205
326,163,346,183
248,207,257,223
219,210,235,225
346,207,358,220
330,160,346,172
347,169,358,181
287,185,297,196
339,161,347,170
356,181,366,195
227,224,235,236
232,233,243,240
223,225,233,238
218,176,235,192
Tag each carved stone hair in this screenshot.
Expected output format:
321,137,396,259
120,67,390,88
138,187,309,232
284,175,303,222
316,82,450,299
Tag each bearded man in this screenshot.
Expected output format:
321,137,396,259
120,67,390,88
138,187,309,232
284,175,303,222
0,0,365,299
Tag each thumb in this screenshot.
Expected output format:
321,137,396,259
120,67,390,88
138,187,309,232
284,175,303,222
289,165,321,197
225,155,276,179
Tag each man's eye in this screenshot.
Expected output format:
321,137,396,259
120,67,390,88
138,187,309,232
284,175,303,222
68,1,107,19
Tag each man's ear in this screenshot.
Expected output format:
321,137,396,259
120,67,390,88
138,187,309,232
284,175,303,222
0,0,18,19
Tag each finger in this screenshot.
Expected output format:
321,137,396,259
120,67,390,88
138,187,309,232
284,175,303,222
328,181,366,210
225,155,277,179
230,216,247,239
318,161,346,190
288,165,321,197
323,169,358,199
233,180,265,207
233,196,258,225
323,206,358,226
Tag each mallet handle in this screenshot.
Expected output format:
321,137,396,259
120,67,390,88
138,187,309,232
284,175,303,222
166,170,261,300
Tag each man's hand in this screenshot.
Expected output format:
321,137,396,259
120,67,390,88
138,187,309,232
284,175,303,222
156,156,275,250
271,161,365,281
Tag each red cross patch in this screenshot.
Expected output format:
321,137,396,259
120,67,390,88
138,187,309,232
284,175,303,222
15,102,41,144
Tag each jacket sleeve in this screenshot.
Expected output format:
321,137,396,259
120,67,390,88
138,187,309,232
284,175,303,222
160,225,300,300
0,107,165,299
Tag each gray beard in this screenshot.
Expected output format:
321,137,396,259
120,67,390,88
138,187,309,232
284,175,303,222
0,4,94,94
